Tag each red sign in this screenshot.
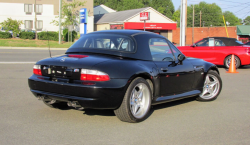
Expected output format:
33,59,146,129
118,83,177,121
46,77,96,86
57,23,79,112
124,22,177,30
140,12,149,21
110,24,124,29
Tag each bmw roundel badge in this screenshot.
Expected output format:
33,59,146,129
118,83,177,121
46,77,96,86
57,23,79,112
60,58,65,62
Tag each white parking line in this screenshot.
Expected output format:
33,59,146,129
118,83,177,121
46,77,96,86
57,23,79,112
0,62,36,64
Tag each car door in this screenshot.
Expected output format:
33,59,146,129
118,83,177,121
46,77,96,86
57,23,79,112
149,38,195,96
192,38,215,62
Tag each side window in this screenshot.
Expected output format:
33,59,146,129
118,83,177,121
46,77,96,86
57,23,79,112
149,38,175,62
166,40,181,60
196,39,209,46
215,39,225,46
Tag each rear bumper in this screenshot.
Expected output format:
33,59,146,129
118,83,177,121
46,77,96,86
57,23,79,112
28,75,128,109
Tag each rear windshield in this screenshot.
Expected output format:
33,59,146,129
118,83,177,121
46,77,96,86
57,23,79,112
69,34,135,52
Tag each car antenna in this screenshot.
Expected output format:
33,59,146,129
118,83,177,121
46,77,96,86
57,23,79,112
47,31,52,58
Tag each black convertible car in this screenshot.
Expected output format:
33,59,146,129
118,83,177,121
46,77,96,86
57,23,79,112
28,30,222,123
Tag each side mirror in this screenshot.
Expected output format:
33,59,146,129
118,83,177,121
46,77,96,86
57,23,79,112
191,43,196,47
178,54,185,62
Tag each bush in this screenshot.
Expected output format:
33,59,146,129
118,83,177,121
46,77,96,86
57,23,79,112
63,28,77,42
38,31,59,41
0,31,12,39
19,32,35,39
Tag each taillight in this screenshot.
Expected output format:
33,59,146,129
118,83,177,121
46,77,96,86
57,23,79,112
80,69,110,81
33,65,42,76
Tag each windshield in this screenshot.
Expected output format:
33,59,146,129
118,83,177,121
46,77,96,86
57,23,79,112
69,34,135,52
235,40,244,45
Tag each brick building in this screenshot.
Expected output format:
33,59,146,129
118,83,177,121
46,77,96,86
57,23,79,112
172,26,237,45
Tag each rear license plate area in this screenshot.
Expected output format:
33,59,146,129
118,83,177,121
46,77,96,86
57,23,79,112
51,66,67,77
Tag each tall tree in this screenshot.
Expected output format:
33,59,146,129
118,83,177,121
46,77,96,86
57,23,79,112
223,11,240,26
174,2,225,27
150,0,175,19
51,0,85,28
116,0,144,11
244,16,250,25
172,9,180,27
94,0,108,6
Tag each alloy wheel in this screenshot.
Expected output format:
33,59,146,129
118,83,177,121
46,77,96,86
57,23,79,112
130,83,150,119
199,74,220,100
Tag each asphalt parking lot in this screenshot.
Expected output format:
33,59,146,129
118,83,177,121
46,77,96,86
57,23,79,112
1,48,250,145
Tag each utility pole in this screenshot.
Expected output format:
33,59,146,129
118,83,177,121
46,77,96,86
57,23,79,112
59,0,62,44
180,0,186,46
35,0,37,40
200,11,202,27
192,5,194,45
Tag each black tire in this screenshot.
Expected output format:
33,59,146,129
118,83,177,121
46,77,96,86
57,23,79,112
114,77,152,123
196,70,222,101
43,99,68,109
224,55,240,69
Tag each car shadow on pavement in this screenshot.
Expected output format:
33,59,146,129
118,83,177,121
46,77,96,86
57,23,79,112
151,97,196,111
80,97,196,117
82,109,115,116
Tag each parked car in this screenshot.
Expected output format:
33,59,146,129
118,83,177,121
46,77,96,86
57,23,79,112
28,30,222,123
177,37,250,68
245,41,250,45
0,27,13,37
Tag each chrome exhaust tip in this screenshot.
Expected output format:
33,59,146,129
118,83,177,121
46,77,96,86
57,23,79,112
67,101,82,108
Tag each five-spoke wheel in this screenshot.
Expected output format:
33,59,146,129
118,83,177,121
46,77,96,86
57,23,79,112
114,77,152,123
197,70,222,101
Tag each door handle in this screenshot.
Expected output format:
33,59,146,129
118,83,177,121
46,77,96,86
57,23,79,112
161,68,168,72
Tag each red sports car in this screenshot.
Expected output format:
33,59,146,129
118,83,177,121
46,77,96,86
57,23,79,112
177,37,250,68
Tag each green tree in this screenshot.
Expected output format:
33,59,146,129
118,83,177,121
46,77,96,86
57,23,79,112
223,11,240,26
116,0,144,11
174,2,224,27
51,0,85,28
150,0,175,19
244,16,250,25
0,18,23,38
172,9,180,27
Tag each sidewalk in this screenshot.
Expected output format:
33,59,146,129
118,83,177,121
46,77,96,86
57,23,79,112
0,46,68,50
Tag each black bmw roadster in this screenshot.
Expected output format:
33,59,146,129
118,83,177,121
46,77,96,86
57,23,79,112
28,30,222,123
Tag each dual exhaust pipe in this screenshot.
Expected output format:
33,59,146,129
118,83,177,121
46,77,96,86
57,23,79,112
37,95,83,109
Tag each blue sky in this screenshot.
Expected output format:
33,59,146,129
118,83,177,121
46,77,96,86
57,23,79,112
172,0,250,19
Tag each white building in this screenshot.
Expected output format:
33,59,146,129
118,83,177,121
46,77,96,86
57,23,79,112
0,0,94,33
94,4,116,15
94,6,177,41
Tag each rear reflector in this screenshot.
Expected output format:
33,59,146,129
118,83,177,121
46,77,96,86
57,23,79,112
33,65,42,76
80,69,110,81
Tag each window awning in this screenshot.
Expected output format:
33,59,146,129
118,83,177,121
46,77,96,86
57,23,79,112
237,25,250,36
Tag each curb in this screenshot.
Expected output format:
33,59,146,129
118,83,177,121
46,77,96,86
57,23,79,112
0,47,68,50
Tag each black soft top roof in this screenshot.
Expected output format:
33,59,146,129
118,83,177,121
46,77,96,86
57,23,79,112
66,30,165,61
204,37,242,46
90,29,154,36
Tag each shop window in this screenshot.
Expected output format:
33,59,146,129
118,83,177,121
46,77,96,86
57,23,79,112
25,20,33,30
24,4,32,14
36,20,43,30
35,4,43,14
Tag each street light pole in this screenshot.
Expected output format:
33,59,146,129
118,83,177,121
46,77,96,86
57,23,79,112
59,0,62,44
35,0,37,40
